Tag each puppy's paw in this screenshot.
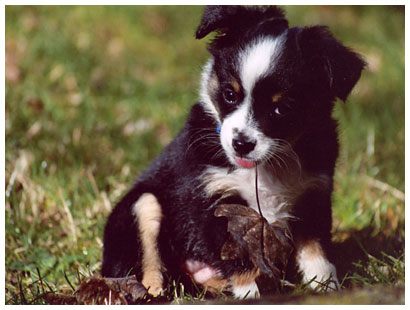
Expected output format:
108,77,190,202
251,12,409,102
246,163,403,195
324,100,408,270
142,272,164,297
296,240,340,292
304,264,340,292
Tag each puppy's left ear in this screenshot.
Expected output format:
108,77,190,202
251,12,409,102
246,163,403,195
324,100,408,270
196,5,287,40
195,5,239,39
298,26,366,101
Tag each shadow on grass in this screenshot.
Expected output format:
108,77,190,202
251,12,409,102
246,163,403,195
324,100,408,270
331,226,404,289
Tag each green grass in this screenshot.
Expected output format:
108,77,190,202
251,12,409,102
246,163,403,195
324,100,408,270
5,5,404,305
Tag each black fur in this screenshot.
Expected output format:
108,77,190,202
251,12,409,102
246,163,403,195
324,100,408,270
102,103,252,282
102,5,365,294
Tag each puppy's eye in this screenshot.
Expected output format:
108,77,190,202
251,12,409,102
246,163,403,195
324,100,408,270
222,89,238,104
273,103,292,117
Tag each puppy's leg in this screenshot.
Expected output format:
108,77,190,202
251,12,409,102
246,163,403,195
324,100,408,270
229,269,260,299
133,193,164,296
291,188,340,291
295,239,340,291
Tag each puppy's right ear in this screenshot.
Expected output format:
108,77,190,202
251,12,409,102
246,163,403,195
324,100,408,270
195,5,240,39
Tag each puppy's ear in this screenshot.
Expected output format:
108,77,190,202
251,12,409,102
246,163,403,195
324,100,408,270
196,5,287,40
195,5,239,39
298,26,366,101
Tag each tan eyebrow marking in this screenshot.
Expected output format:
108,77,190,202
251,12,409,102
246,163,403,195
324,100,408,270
231,79,241,93
272,93,282,103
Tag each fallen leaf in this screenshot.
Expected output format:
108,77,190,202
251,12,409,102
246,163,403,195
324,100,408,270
215,204,293,279
76,275,148,305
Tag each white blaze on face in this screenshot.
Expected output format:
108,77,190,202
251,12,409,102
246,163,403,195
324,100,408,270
220,36,285,164
239,36,284,94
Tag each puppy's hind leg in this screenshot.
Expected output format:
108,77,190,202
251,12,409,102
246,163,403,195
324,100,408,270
133,193,164,296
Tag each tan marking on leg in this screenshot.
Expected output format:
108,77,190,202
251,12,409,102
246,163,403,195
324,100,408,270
230,268,260,287
296,239,324,260
198,269,260,298
230,269,260,298
133,193,164,296
203,277,229,295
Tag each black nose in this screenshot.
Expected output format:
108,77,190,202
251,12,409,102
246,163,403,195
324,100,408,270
232,135,256,156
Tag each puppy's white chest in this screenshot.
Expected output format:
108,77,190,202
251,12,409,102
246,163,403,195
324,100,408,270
201,166,291,224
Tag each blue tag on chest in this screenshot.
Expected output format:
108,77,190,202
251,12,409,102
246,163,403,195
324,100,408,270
216,124,221,134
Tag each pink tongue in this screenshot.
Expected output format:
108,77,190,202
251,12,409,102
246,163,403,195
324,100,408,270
235,157,255,168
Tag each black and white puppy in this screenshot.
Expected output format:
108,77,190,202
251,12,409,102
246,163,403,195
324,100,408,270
102,6,365,298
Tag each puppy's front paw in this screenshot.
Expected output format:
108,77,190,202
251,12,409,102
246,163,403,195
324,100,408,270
296,240,340,292
142,272,164,297
304,263,340,292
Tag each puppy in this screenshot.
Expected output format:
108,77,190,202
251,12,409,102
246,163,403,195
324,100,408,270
102,6,365,298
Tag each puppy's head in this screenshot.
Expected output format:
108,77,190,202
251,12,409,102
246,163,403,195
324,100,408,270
197,6,365,169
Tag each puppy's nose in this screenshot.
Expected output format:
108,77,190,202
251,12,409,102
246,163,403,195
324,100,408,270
232,134,256,156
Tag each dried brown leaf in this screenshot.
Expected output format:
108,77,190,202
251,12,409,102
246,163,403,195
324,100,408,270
76,275,147,305
215,204,293,279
